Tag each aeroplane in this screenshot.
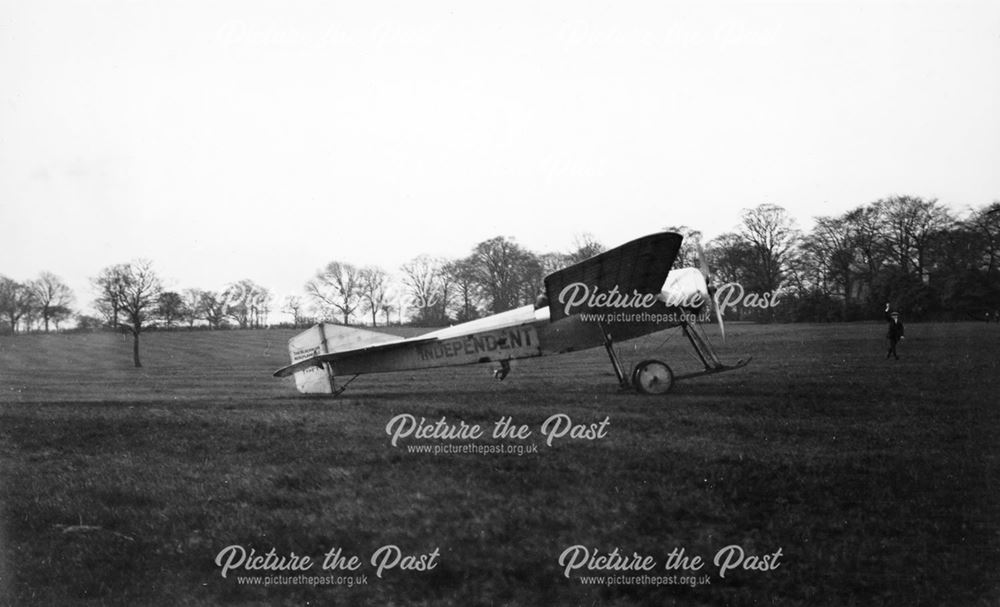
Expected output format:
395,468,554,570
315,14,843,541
274,231,749,396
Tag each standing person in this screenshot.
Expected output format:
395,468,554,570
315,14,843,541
884,303,904,359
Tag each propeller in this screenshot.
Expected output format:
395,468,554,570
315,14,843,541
696,242,726,341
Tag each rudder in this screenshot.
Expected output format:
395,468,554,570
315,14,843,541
286,323,403,393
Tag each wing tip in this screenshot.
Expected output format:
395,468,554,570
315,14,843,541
273,359,319,378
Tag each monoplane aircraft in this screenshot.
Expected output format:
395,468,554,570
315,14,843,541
274,231,749,396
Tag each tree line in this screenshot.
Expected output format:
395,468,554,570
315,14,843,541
300,233,605,328
699,197,1000,321
3,195,999,361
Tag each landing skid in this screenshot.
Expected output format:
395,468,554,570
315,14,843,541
673,357,752,381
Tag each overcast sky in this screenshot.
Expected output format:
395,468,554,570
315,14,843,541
2,0,998,314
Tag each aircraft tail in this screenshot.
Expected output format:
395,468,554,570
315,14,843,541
286,323,403,393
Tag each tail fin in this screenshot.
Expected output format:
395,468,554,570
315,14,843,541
286,323,402,393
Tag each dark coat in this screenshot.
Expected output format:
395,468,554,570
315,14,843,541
885,311,904,341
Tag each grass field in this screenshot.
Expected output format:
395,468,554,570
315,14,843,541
1,322,998,606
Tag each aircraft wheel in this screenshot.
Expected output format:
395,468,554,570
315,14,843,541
631,360,674,395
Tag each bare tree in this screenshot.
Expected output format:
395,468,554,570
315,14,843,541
49,305,73,330
707,232,754,284
103,260,162,367
306,261,362,325
662,225,703,269
380,298,395,326
401,255,451,325
157,291,184,327
877,196,954,281
565,232,606,265
75,313,104,331
470,236,539,313
199,291,227,329
0,277,35,334
738,203,800,294
536,252,566,277
222,280,270,328
443,257,482,322
840,204,889,297
282,295,306,326
30,272,74,332
223,280,253,328
803,215,858,307
250,285,272,328
181,288,204,328
358,266,388,326
969,201,1000,274
516,252,545,309
93,263,129,328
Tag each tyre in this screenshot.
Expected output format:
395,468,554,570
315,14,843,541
630,360,674,395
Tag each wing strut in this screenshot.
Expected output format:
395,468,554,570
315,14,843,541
682,321,723,369
320,373,360,397
600,322,631,390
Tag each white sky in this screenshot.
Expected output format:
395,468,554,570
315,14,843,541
2,0,999,314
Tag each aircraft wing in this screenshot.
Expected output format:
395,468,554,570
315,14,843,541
543,231,682,322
